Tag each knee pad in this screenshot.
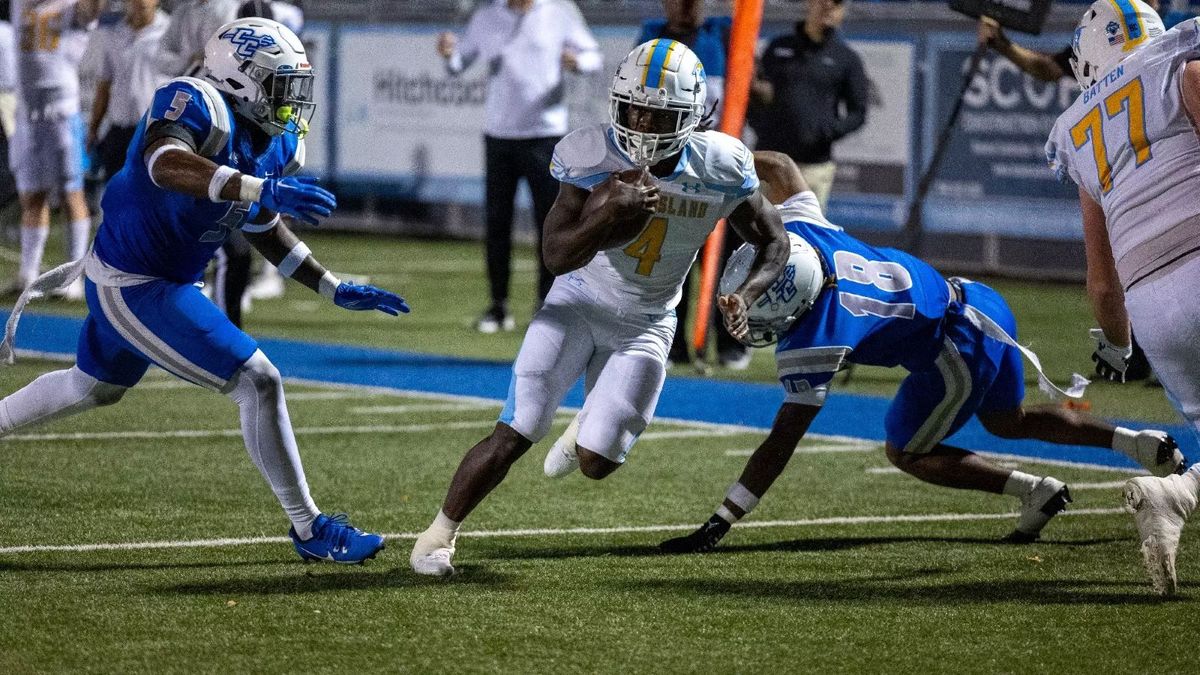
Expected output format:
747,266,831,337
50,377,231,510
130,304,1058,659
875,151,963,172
227,350,283,401
68,366,126,406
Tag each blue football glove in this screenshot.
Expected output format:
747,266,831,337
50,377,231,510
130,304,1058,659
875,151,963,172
334,282,410,316
258,176,337,226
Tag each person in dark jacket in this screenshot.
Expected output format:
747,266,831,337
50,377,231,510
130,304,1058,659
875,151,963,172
750,0,868,209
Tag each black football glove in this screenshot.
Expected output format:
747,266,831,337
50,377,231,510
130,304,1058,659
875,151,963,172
1090,328,1132,383
660,515,732,554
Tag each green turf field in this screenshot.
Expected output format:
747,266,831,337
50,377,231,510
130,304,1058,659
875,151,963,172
1,234,1196,672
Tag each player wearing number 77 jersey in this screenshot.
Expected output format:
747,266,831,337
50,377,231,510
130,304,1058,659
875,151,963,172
0,18,407,564
1046,0,1200,595
660,151,1186,556
410,39,790,577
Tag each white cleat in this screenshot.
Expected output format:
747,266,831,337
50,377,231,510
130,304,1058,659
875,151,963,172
1005,476,1071,544
1124,472,1198,596
1130,430,1187,477
410,526,457,578
544,414,581,478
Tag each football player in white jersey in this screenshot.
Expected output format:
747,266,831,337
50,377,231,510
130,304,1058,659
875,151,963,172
410,39,789,577
8,0,102,298
1046,0,1200,595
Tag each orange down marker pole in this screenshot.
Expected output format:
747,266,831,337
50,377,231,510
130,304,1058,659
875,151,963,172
692,0,764,354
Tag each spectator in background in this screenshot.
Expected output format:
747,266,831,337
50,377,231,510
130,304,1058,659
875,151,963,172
8,0,104,299
0,2,14,144
977,0,1190,83
238,0,301,34
749,0,867,210
438,0,602,333
638,0,751,369
156,0,236,77
87,0,168,182
0,2,16,218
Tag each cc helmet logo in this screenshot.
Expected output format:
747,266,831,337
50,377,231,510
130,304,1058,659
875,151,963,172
221,27,277,58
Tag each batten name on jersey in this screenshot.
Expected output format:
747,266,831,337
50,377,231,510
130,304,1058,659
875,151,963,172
1083,65,1126,104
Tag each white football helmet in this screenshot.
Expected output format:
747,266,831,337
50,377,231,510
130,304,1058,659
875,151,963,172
1070,0,1165,90
719,232,826,348
203,18,314,137
610,39,707,166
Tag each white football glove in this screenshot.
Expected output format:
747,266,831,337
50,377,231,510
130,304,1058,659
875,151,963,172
1090,328,1132,383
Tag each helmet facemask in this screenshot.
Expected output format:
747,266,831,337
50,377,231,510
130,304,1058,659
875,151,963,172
609,92,702,166
241,62,314,137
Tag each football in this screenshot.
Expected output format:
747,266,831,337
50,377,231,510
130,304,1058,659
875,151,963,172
583,169,655,249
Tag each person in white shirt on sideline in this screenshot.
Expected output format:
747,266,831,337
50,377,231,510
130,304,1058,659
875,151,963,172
155,0,236,77
437,0,602,333
87,0,167,181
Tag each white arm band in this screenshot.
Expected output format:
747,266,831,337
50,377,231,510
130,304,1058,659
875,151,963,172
145,141,190,188
239,175,265,203
318,271,341,301
207,165,239,202
277,242,312,278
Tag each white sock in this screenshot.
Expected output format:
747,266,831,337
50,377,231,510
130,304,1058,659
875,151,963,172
68,218,91,261
715,482,760,524
433,510,461,533
227,350,320,538
19,226,49,286
0,366,125,436
1111,426,1139,458
1003,470,1041,498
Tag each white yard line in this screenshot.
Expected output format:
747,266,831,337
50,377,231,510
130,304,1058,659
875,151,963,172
349,403,494,415
1,420,496,442
0,507,1127,555
288,391,393,401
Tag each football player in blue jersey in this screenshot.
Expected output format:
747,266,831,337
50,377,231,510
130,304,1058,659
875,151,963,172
661,152,1186,553
0,18,407,564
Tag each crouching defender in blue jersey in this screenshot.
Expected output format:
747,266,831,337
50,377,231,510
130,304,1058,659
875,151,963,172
0,18,407,563
662,152,1187,552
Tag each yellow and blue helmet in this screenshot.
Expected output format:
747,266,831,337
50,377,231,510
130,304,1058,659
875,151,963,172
1071,0,1165,89
609,39,707,166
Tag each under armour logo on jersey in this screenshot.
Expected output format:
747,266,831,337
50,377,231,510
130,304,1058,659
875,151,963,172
221,27,277,59
680,182,703,194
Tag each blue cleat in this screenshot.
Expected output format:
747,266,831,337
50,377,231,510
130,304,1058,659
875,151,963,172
289,513,385,564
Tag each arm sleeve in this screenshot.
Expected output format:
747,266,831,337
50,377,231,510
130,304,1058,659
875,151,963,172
831,50,869,140
562,4,602,73
446,12,484,75
714,139,760,216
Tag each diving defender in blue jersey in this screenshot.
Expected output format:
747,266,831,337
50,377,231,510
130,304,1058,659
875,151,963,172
662,152,1187,552
0,18,407,564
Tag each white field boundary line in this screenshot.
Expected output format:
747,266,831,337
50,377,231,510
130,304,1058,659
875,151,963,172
0,507,1127,555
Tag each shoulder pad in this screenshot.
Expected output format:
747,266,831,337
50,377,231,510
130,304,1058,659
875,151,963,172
691,131,759,198
550,124,625,190
148,77,232,158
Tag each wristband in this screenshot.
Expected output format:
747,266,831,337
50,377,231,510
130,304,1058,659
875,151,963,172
318,270,340,301
239,175,265,203
277,242,312,278
208,165,239,202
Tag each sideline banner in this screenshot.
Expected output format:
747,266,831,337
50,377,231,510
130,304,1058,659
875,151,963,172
831,38,915,199
300,23,332,176
921,32,1083,238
